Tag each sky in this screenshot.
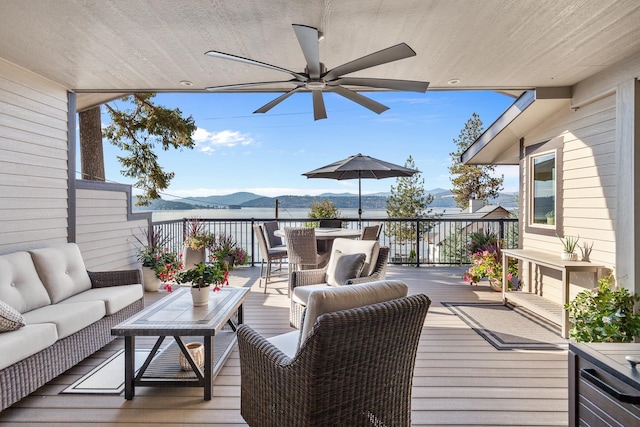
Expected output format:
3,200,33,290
95,90,518,201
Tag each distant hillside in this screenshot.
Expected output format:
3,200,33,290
134,189,519,211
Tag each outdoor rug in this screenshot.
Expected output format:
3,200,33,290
442,302,568,351
61,349,151,394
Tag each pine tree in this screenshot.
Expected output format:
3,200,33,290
79,93,197,206
449,113,504,209
385,156,434,258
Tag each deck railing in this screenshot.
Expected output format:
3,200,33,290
152,217,518,267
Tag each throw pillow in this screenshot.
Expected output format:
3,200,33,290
0,299,25,332
326,250,366,286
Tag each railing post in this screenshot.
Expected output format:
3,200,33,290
415,217,420,267
250,219,256,267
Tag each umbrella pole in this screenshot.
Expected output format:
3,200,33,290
358,172,362,229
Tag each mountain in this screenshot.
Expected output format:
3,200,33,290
134,189,519,211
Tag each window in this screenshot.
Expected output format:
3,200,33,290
530,151,556,226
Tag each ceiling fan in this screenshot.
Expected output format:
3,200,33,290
204,24,429,120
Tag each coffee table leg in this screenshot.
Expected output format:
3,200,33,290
204,335,213,400
124,336,135,400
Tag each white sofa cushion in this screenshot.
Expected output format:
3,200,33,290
59,284,143,315
29,243,92,304
326,250,366,286
299,280,409,349
0,252,51,313
0,323,58,370
23,300,105,339
327,238,380,277
291,284,329,306
0,300,25,332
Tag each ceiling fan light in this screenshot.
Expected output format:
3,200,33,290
305,81,326,91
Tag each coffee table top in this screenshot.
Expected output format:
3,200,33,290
112,286,249,336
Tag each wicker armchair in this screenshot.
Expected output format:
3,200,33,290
289,246,389,328
360,223,382,240
237,290,431,427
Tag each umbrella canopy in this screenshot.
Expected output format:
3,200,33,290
302,153,418,223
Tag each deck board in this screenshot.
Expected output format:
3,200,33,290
0,266,569,426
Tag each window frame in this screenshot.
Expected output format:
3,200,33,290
523,137,563,237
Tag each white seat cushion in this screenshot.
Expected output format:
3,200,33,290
267,331,299,359
328,239,380,277
0,323,57,370
59,284,143,315
23,300,105,339
292,284,329,306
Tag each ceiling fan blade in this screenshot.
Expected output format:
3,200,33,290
327,77,429,93
292,24,321,79
331,86,389,114
205,80,303,91
205,50,307,81
312,91,327,120
324,43,416,80
254,87,303,114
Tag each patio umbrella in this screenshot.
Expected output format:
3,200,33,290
302,153,418,224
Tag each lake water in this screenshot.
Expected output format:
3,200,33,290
149,207,460,222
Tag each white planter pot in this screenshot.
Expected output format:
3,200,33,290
142,266,161,292
183,246,206,270
190,285,211,306
560,251,578,261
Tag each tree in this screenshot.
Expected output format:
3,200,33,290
307,199,341,219
449,113,504,209
385,155,434,258
79,93,197,205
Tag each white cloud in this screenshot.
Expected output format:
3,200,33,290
192,128,254,154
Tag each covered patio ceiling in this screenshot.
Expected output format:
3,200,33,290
1,0,640,113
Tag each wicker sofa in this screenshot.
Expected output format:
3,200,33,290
0,243,144,411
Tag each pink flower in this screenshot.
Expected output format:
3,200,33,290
507,273,513,280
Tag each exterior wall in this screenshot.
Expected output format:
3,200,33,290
0,59,69,254
521,94,616,303
75,181,151,271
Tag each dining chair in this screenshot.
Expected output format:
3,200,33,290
360,223,382,240
318,218,343,228
284,227,330,296
262,220,286,251
252,224,288,293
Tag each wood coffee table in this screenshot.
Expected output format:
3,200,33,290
111,286,249,400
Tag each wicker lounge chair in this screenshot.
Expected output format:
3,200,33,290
237,281,431,427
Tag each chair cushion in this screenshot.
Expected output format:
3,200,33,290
326,250,366,286
0,300,25,332
328,239,380,276
0,252,51,313
29,243,92,304
292,284,330,306
299,280,409,347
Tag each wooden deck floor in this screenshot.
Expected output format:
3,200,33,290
0,266,569,426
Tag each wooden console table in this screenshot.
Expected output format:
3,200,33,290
501,249,604,338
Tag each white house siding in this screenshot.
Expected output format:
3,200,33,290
76,181,151,272
0,59,69,254
520,94,616,303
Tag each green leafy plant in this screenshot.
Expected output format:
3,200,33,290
211,232,249,268
174,260,228,290
183,219,215,250
134,228,181,280
565,275,640,342
545,210,554,219
463,245,517,288
558,234,580,253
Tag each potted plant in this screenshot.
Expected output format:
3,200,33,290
558,234,579,260
135,228,181,291
174,260,229,306
211,232,249,269
463,246,518,291
183,219,215,270
565,274,640,342
545,210,555,225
